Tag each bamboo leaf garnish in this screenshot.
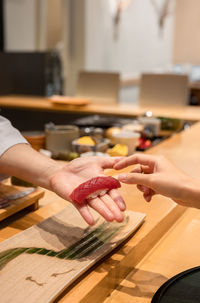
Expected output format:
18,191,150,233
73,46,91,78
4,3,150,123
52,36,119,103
0,216,129,270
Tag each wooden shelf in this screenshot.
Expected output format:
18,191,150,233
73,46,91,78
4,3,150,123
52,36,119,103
1,95,200,121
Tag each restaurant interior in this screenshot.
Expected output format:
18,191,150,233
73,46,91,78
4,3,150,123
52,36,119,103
0,1,200,302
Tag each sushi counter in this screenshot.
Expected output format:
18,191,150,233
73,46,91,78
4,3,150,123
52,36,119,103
2,95,200,122
0,95,194,160
1,121,200,302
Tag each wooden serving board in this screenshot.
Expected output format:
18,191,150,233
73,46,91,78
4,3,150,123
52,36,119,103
0,184,44,221
47,95,91,106
0,204,145,303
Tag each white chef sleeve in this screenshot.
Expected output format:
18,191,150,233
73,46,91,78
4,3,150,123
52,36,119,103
0,115,28,157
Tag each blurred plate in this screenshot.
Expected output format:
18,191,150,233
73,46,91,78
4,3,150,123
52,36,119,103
73,115,135,128
152,266,200,303
47,95,91,106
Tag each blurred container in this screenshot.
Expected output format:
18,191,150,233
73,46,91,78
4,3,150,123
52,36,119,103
105,127,122,144
80,152,110,157
122,122,144,134
45,125,79,157
138,117,161,137
23,131,45,151
72,138,110,154
159,117,184,135
112,131,140,155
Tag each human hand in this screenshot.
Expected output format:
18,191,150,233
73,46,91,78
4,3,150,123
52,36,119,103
114,154,197,206
49,157,126,225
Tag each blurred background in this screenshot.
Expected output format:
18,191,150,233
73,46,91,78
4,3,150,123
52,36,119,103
0,0,200,160
1,0,200,104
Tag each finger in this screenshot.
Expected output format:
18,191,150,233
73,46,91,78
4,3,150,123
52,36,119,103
118,172,151,187
137,185,153,202
74,203,95,226
137,184,144,192
88,197,115,222
100,194,124,222
109,189,126,211
130,164,142,173
144,189,155,202
131,165,152,174
114,154,156,170
98,156,125,169
143,193,152,202
137,185,151,195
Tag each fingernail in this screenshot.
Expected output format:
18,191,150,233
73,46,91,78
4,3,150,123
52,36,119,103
107,212,114,221
116,213,124,222
117,197,126,210
120,202,126,211
118,173,128,181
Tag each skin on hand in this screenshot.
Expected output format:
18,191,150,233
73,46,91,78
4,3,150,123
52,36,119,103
0,144,126,225
113,153,200,208
49,156,126,225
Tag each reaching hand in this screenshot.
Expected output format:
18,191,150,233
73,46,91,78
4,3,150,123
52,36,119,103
114,154,200,207
49,157,126,225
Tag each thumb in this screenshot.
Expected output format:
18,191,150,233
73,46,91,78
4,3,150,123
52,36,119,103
118,172,151,187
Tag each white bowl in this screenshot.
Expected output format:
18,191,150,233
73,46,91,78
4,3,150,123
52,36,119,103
112,131,140,155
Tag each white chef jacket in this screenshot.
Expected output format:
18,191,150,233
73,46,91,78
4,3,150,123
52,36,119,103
0,115,28,180
0,115,28,156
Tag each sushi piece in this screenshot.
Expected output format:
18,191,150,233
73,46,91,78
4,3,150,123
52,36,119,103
70,176,121,204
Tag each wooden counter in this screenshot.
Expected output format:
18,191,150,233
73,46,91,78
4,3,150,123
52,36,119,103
1,95,200,121
104,207,200,303
1,122,200,302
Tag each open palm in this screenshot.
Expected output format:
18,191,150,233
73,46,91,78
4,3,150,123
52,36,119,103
49,157,126,225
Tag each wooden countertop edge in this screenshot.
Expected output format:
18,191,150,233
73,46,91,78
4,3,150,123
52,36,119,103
0,109,199,301
2,95,200,120
57,123,200,302
0,95,142,117
57,204,186,303
103,208,200,303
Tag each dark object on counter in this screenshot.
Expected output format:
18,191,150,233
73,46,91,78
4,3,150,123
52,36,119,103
0,51,62,96
189,93,199,106
159,117,184,132
0,0,4,51
152,266,200,303
54,151,79,161
73,115,135,129
0,187,36,208
11,176,36,188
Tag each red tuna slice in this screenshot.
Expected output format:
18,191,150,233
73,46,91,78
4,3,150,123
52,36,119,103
69,176,121,204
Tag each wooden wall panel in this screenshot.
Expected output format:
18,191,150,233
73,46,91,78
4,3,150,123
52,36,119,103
174,0,200,64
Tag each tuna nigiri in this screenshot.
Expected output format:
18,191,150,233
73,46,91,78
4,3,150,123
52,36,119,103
70,176,121,204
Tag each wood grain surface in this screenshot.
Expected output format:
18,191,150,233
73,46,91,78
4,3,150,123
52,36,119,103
104,207,200,303
47,95,91,106
1,95,200,120
0,205,145,303
0,122,200,302
0,184,44,221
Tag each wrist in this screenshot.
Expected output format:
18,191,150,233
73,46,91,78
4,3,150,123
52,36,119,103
180,176,200,208
40,161,66,190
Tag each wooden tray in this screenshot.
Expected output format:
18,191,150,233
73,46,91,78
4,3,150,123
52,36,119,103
47,95,91,106
0,204,145,303
0,184,44,221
